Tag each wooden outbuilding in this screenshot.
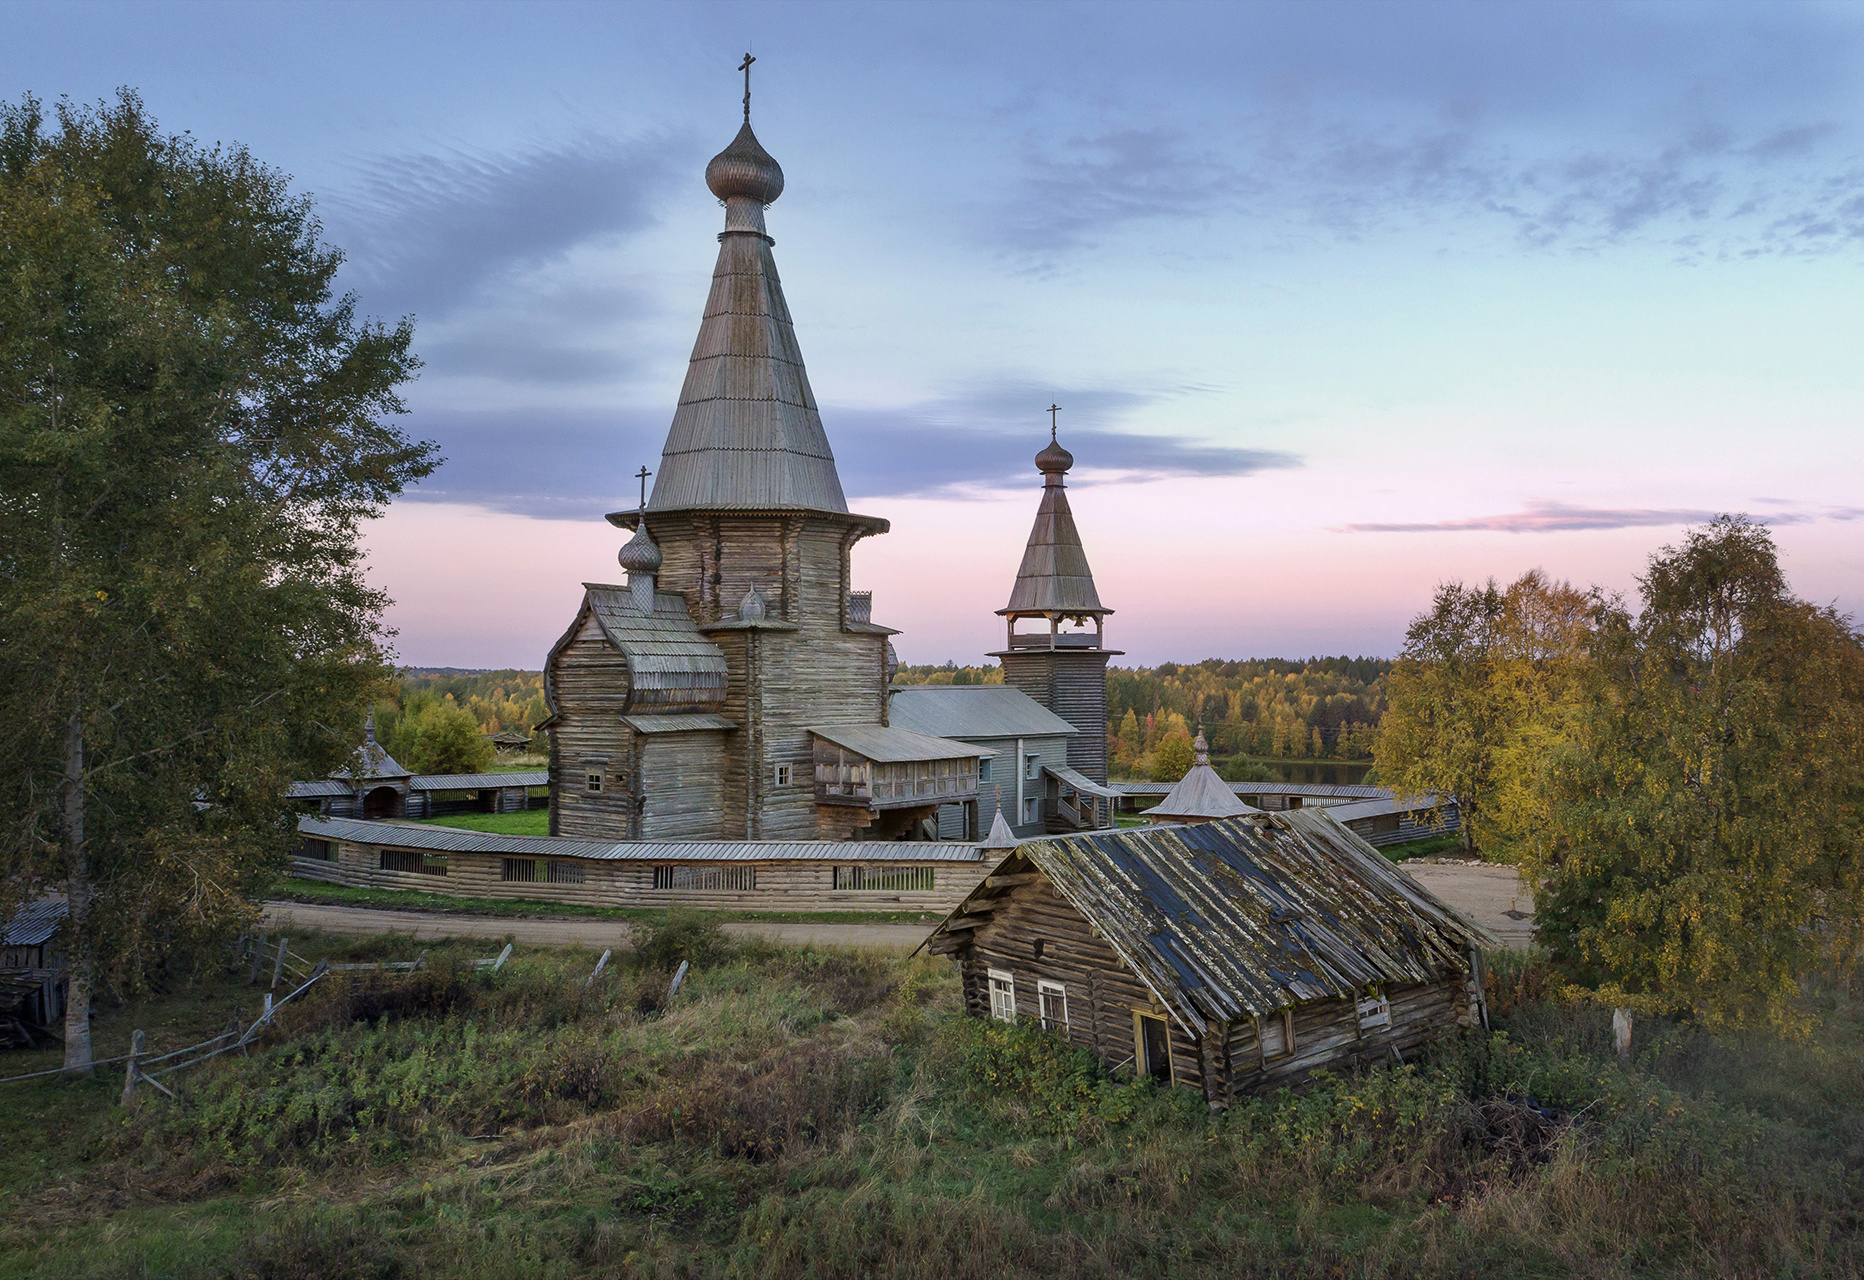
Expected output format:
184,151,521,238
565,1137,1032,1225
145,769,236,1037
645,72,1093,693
921,809,1492,1105
1,898,67,1044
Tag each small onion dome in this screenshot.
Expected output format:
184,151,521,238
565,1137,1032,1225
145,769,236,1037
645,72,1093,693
1193,728,1210,767
618,524,662,574
706,123,785,205
739,584,769,622
1035,435,1074,475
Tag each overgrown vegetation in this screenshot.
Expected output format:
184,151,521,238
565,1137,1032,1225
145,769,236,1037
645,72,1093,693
2,932,1858,1279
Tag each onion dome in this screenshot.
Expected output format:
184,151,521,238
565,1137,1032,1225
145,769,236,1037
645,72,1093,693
706,123,785,205
1193,728,1210,768
618,523,662,575
739,584,769,622
1035,433,1074,477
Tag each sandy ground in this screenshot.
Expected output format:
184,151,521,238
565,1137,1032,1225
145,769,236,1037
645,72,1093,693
264,862,1533,953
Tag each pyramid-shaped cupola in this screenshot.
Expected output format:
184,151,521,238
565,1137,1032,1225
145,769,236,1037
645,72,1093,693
1000,426,1112,626
638,107,848,515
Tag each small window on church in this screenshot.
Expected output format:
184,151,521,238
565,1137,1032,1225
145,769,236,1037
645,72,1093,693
1024,754,1039,781
978,757,991,781
586,772,602,793
774,763,793,787
1023,796,1039,825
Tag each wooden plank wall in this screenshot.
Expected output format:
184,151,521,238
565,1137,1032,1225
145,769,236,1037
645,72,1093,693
1000,649,1113,784
1221,977,1469,1095
640,732,731,839
549,609,639,839
289,839,990,912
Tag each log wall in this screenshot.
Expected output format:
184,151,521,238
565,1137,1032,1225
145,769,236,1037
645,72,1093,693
289,838,989,912
549,611,640,839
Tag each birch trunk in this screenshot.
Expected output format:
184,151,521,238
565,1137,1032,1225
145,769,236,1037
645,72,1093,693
62,711,94,1076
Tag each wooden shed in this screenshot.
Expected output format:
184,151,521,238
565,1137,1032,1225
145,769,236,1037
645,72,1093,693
920,809,1492,1106
2,898,67,1045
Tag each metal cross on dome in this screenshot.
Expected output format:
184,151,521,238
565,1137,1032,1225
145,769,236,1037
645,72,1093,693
1047,403,1061,440
739,52,755,123
635,464,652,510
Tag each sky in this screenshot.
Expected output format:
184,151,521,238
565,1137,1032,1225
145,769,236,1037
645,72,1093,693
7,0,1862,668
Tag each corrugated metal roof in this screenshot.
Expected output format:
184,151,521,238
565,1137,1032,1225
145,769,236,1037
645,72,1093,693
287,780,354,799
809,724,996,763
409,772,550,791
887,685,1078,741
2,898,66,948
1323,794,1453,824
622,713,739,734
298,817,983,863
1113,781,1391,800
643,142,850,516
1000,439,1109,618
924,808,1490,1034
1144,763,1258,820
1042,763,1121,800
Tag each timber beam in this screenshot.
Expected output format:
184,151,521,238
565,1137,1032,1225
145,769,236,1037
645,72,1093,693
983,872,1040,890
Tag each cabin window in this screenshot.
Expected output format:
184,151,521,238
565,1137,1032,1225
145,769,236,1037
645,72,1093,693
502,857,541,882
1038,980,1068,1033
988,969,1016,1024
1356,990,1391,1032
548,862,586,886
1032,938,1045,959
585,772,603,792
773,763,793,787
1023,797,1039,825
1023,753,1039,781
978,757,991,781
379,848,447,876
833,866,935,891
653,865,757,891
1135,1013,1172,1083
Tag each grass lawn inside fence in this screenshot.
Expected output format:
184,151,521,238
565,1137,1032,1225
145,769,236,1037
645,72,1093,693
411,808,551,836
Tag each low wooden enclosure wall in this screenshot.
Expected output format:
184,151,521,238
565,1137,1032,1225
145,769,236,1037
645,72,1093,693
293,836,990,913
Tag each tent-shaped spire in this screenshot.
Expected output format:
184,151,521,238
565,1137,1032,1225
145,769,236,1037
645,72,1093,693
1145,728,1254,824
999,428,1110,618
337,711,411,781
640,115,848,515
981,808,1020,851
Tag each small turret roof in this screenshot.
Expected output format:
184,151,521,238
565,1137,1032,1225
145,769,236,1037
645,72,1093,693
1000,430,1109,618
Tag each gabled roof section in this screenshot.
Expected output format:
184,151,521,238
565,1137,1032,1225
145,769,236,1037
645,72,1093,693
644,123,849,516
922,810,1492,1035
1000,431,1108,617
545,583,728,714
809,724,996,764
335,712,410,782
887,685,1078,741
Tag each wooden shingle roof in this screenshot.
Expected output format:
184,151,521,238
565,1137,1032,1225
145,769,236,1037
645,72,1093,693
1000,432,1108,618
924,810,1492,1035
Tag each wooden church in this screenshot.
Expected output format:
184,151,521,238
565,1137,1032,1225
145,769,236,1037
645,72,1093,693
541,95,1116,844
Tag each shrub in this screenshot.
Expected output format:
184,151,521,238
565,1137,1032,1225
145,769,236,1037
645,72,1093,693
629,909,730,971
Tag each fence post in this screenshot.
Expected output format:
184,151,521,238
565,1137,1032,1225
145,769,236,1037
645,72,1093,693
492,943,513,972
249,931,267,984
271,936,290,989
585,949,611,989
666,960,690,1003
121,1029,145,1107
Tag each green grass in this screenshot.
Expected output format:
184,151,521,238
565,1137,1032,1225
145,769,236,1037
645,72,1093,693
1380,832,1469,862
3,934,1859,1278
268,877,949,925
414,808,551,836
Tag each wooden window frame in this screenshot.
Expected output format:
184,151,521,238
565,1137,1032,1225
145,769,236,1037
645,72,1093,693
1133,1010,1174,1085
1038,980,1068,1034
1355,988,1391,1034
585,771,603,793
987,968,1016,1024
547,861,586,886
501,857,541,883
773,762,793,787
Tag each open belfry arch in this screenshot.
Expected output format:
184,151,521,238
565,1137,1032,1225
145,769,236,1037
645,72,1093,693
543,65,990,843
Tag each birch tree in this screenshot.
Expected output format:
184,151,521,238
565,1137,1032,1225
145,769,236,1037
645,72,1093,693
0,93,436,1072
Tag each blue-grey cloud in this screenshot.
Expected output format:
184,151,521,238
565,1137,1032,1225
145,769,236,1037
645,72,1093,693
399,386,1296,520
1337,502,1864,534
329,133,683,317
991,115,1864,261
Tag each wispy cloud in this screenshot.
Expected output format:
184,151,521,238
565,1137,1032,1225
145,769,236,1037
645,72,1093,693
1337,501,1864,534
989,115,1864,263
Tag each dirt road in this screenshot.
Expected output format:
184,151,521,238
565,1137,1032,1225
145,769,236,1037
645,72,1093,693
264,862,1532,952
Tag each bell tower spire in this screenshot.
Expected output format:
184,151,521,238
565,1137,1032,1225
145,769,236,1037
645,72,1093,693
992,414,1121,786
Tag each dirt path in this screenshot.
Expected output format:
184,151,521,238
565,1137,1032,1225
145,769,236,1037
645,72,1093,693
265,861,1533,953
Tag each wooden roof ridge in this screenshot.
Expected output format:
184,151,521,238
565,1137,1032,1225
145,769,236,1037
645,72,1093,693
640,124,854,517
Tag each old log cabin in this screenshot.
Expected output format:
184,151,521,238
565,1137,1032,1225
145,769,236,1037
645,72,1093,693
921,808,1493,1106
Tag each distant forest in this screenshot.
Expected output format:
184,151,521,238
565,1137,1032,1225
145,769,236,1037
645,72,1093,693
396,658,1391,777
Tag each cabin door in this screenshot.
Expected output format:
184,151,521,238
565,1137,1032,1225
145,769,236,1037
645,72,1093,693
1137,1014,1171,1083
